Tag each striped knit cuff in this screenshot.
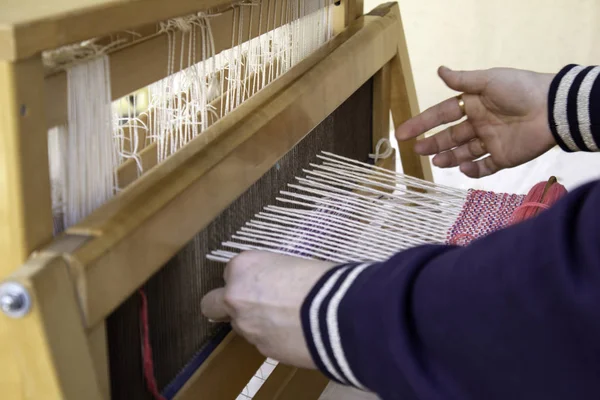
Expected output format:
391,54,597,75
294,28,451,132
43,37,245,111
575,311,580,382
300,262,375,390
548,64,600,152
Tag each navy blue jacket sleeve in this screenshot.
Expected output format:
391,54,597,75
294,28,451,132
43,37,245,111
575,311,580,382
301,178,600,400
300,65,600,400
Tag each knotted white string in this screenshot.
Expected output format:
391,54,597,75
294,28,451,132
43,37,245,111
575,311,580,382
369,137,395,163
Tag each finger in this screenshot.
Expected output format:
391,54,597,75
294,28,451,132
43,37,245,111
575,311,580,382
459,156,500,178
438,66,489,94
396,96,466,141
432,138,487,168
201,288,230,322
414,120,476,155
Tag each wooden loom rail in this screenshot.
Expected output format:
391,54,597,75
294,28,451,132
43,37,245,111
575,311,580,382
59,4,399,330
0,54,55,400
44,2,298,129
0,0,237,61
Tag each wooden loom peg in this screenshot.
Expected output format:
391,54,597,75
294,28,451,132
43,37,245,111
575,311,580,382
541,176,558,197
537,176,558,214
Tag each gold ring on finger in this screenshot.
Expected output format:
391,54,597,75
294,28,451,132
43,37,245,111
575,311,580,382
456,94,466,117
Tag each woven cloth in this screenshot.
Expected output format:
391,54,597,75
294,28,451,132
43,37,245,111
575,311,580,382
446,189,525,246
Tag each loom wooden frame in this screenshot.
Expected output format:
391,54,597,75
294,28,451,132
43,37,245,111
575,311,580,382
0,0,432,399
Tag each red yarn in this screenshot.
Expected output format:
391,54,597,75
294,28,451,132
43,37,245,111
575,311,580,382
446,178,568,246
446,189,525,246
139,289,166,400
510,178,567,224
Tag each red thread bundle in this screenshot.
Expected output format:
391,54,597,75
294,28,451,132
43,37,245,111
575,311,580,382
139,289,166,400
509,177,567,224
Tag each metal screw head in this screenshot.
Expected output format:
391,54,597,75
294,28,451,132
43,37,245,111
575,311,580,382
0,282,31,318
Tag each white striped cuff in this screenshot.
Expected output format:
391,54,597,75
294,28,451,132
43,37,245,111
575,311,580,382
548,64,600,152
300,262,374,390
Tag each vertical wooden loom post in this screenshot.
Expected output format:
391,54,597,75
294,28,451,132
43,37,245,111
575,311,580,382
388,3,433,182
0,56,54,400
0,56,54,276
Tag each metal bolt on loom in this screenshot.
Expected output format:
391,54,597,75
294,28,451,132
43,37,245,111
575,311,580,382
0,282,31,318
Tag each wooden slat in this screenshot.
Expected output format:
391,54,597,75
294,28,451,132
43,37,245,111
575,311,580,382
387,3,433,182
45,4,282,128
173,332,264,399
0,0,235,61
0,58,54,400
254,365,329,400
60,4,398,329
1,254,102,399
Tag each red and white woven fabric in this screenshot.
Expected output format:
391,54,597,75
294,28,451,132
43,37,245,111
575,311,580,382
446,189,526,246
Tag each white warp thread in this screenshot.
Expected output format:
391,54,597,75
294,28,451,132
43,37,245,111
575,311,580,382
208,152,468,264
63,55,117,228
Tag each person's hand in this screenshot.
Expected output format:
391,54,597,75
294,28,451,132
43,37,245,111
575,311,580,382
396,66,557,178
201,250,336,368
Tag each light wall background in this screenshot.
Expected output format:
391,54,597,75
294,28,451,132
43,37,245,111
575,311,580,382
366,0,600,193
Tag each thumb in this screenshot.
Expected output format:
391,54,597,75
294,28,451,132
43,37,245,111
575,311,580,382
439,66,489,94
201,288,230,322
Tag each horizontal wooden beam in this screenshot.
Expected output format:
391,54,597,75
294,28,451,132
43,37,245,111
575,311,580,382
1,0,235,61
60,3,398,329
0,56,54,278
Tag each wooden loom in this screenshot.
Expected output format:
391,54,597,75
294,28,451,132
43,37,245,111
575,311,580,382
0,0,432,398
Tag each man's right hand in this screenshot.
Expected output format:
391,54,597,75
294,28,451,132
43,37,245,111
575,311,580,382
396,66,557,178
